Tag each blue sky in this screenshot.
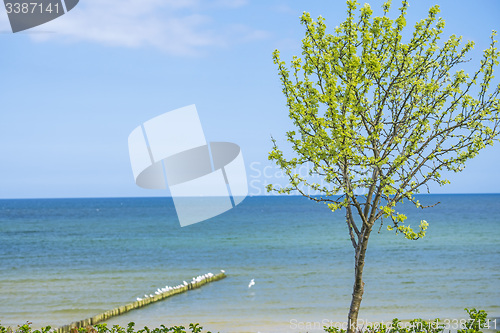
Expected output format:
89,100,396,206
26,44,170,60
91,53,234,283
1,0,499,199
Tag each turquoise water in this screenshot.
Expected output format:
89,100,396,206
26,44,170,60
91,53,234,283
0,195,499,333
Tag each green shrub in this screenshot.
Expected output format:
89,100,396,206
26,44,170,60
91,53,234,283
324,308,497,333
457,308,489,333
0,323,214,333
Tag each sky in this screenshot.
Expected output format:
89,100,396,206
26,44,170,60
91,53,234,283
0,0,499,199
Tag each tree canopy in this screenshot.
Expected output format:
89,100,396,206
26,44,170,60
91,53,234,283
269,0,500,242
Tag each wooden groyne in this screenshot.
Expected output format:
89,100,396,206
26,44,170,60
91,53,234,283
54,271,227,333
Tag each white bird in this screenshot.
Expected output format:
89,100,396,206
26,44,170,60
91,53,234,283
221,269,225,273
149,294,154,298
248,279,255,288
183,281,188,286
136,297,142,301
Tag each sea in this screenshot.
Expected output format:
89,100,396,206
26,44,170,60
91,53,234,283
0,195,499,333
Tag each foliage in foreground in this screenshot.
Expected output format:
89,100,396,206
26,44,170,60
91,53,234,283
0,323,213,333
324,308,496,333
0,309,497,333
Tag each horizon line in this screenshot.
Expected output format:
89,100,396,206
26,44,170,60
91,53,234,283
1,193,500,200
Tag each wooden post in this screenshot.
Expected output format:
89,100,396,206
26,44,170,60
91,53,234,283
54,271,227,333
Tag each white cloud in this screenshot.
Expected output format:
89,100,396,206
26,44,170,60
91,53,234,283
7,0,266,55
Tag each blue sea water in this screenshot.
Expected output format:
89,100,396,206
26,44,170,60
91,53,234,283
0,195,499,333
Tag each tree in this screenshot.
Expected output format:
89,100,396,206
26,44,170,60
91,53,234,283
267,1,500,331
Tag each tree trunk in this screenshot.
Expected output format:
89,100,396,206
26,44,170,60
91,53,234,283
347,225,373,333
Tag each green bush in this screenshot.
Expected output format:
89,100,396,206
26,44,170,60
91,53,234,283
324,308,497,333
0,322,215,333
458,308,490,333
